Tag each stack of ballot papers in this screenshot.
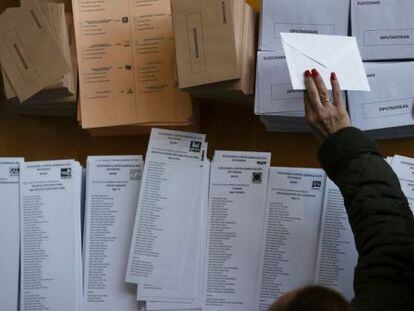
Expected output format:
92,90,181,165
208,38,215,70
83,156,144,310
171,0,257,99
3,128,414,311
204,150,271,311
255,0,351,132
71,0,196,136
0,0,78,116
20,160,84,311
126,129,209,310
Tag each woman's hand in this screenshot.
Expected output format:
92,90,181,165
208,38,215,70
304,69,351,143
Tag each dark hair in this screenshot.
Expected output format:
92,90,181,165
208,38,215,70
269,286,351,311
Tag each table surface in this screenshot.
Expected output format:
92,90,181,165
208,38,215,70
1,0,413,167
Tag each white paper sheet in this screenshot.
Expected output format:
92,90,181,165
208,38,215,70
126,129,207,289
20,160,82,311
254,167,326,311
348,62,414,131
352,0,414,61
203,151,270,311
281,33,370,91
390,155,414,213
137,160,210,306
260,0,349,53
83,156,143,310
315,179,358,301
0,158,23,311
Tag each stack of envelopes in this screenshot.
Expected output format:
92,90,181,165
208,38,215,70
348,0,414,139
171,0,257,99
255,0,350,132
0,0,77,116
71,0,197,136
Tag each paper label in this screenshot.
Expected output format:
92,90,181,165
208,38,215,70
187,13,206,74
364,28,414,46
3,29,38,84
363,98,414,119
271,83,304,100
274,23,335,39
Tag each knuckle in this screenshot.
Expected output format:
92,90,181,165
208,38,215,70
306,115,316,124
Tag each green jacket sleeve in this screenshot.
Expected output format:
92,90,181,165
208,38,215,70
318,127,414,311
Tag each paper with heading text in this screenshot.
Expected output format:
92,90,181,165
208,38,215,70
71,0,192,129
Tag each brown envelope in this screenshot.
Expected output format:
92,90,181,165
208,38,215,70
0,6,70,101
171,0,240,88
182,1,257,97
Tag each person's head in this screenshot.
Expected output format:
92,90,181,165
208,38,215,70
268,286,351,311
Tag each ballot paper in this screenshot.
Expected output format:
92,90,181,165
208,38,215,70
126,129,207,289
281,33,370,91
171,0,240,88
352,0,414,61
137,160,210,308
0,158,23,311
254,168,326,311
260,0,349,53
348,62,414,132
315,179,358,301
390,156,414,213
146,301,201,311
71,0,192,129
204,151,271,311
0,5,70,101
20,160,83,311
83,156,144,310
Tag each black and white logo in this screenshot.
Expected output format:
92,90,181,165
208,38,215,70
61,168,72,179
252,172,262,184
9,167,19,177
130,169,141,181
312,180,322,190
189,141,202,153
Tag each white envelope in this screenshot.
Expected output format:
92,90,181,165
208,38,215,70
348,62,414,132
281,33,370,91
351,0,414,61
259,0,349,53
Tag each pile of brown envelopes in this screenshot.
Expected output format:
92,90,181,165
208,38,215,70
0,0,77,116
171,0,257,99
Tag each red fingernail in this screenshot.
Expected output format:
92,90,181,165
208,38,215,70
311,69,319,78
304,70,311,78
331,72,337,80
